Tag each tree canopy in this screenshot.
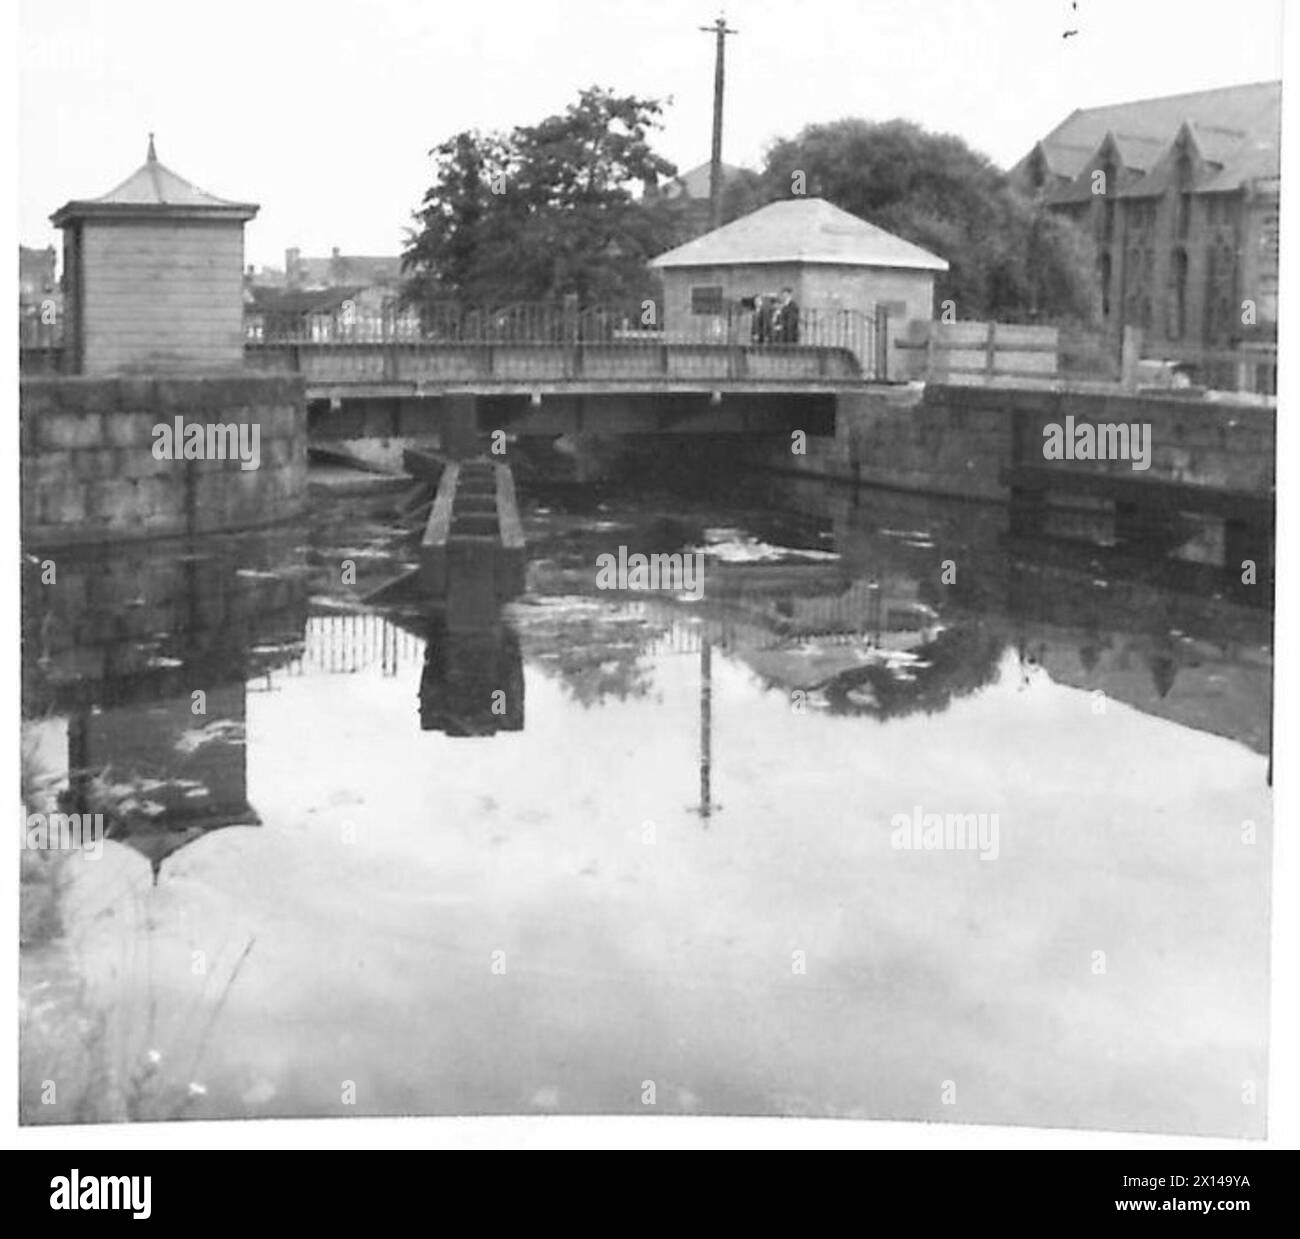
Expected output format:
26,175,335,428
403,87,687,308
404,102,1097,324
743,118,1098,323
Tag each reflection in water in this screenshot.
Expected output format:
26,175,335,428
19,470,1273,1134
420,619,524,736
23,532,309,885
698,640,713,820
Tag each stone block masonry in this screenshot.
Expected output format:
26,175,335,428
742,383,1275,505
21,373,307,547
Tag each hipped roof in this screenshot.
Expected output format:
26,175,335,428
51,136,258,226
650,197,948,272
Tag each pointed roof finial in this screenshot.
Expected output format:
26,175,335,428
147,132,157,162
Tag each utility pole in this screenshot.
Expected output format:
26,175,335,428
699,14,737,230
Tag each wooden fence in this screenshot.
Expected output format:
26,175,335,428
893,320,1060,383
892,320,1276,396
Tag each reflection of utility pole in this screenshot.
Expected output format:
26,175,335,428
699,14,738,230
699,638,713,820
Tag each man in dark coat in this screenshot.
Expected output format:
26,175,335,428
751,293,774,344
773,287,800,344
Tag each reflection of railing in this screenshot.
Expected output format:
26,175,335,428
302,614,425,676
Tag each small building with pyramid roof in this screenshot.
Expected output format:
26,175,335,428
649,197,947,365
51,137,258,374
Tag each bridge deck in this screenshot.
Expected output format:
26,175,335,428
244,339,868,398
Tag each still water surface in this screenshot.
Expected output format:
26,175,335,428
20,471,1272,1133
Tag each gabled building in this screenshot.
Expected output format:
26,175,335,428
1012,81,1281,351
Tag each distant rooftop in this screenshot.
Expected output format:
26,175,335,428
650,197,948,272
1018,81,1281,196
51,136,258,226
661,160,746,200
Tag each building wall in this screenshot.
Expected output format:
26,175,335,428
1047,174,1278,350
659,262,936,375
79,219,246,374
660,263,934,334
21,374,307,546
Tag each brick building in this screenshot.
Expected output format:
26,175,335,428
1012,82,1281,351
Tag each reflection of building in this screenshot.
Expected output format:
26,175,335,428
64,684,257,882
1012,82,1281,349
23,530,309,881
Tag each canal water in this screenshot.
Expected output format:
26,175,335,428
20,464,1272,1134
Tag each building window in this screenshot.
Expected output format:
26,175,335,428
1170,248,1189,339
1175,148,1194,242
690,285,724,315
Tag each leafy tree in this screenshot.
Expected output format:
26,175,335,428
752,118,1097,323
404,87,681,308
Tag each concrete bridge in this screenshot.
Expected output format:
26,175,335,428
243,337,868,401
22,334,868,446
236,337,862,445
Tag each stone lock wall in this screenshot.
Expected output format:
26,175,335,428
21,373,307,546
742,383,1276,504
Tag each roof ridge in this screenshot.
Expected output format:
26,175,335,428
1074,79,1280,113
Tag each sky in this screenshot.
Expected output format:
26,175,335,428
17,0,1288,270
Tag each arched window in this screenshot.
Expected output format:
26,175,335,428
1100,161,1117,242
1170,248,1189,339
1175,150,1194,241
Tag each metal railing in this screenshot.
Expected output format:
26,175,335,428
243,300,876,355
21,301,879,382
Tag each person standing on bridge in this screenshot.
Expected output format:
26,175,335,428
773,287,800,344
751,293,774,345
